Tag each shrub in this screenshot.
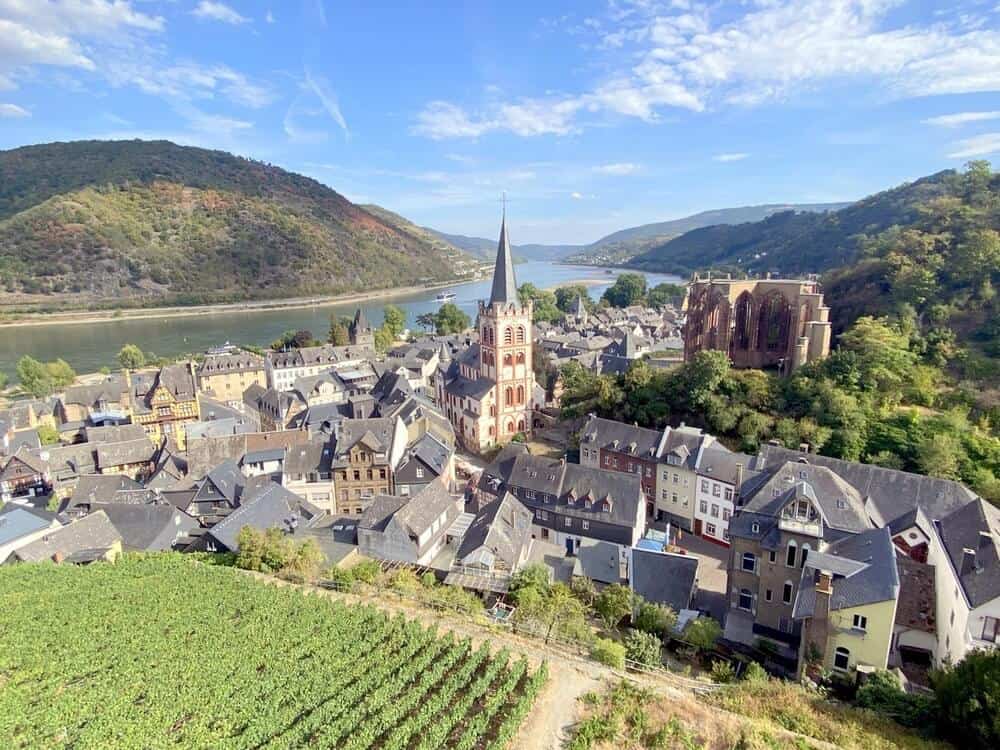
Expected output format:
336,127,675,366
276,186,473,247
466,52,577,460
683,616,722,653
388,568,420,592
594,583,634,631
710,659,736,683
590,637,626,670
570,575,597,606
856,670,936,730
420,571,438,588
349,559,382,584
932,649,1000,747
743,661,769,684
633,599,677,636
624,629,662,668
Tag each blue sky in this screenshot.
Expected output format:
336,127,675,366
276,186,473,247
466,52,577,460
1,1,999,244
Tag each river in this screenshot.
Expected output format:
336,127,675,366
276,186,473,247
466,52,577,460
0,262,682,378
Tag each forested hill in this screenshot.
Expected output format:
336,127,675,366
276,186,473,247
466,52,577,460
625,170,957,276
0,140,475,308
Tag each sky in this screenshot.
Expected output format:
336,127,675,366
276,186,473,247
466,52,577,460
1,1,1000,244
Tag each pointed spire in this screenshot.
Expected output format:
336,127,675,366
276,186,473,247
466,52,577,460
488,195,518,306
353,308,369,332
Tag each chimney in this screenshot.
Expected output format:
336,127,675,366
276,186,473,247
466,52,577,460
735,462,745,488
961,548,976,576
980,531,993,551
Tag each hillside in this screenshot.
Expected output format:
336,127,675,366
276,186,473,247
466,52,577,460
0,140,475,309
625,171,956,275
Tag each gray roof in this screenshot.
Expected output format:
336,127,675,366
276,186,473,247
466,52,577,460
393,476,460,536
62,475,143,512
359,495,408,532
97,503,197,551
793,526,899,618
697,448,757,485
488,212,518,306
84,423,147,444
283,439,334,476
935,498,1000,608
443,373,495,400
207,481,323,552
12,510,122,563
457,492,532,569
95,438,155,470
61,375,127,407
630,548,699,612
0,504,56,549
580,415,662,459
400,433,451,477
130,364,197,413
7,429,41,454
756,444,977,524
198,350,264,376
334,417,398,459
573,539,621,584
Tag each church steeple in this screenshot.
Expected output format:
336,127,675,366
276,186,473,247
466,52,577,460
488,198,518,306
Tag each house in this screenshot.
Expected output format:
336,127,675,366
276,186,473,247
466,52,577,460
56,375,130,426
98,503,198,552
694,448,755,546
266,344,374,392
655,424,720,532
242,384,306,432
573,538,625,585
58,474,144,516
0,447,51,503
445,491,533,593
9,510,123,564
795,527,900,677
394,432,452,497
282,437,336,513
579,415,662,518
128,364,201,450
332,417,407,516
95,438,156,479
0,504,61,563
629,547,699,613
202,481,325,553
197,349,267,406
357,476,463,566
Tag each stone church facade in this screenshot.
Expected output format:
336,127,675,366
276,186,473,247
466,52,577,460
436,213,534,453
684,276,831,374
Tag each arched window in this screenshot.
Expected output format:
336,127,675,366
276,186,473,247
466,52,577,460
782,580,794,604
800,543,811,568
516,385,524,404
757,292,791,353
738,588,753,611
516,326,526,343
488,426,495,436
515,351,526,365
506,419,515,434
505,387,513,406
503,326,513,345
489,405,495,417
503,353,513,366
786,540,797,567
833,647,850,671
517,418,525,432
732,291,754,351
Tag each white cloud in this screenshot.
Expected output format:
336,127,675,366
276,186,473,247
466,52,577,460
0,102,29,117
192,2,249,25
107,61,274,109
571,192,584,199
713,152,749,162
947,132,1000,158
266,11,275,24
923,111,1000,128
416,0,1000,139
304,68,348,135
594,162,641,175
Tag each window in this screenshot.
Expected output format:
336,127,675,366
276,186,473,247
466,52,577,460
751,522,760,533
786,541,797,567
982,617,999,643
723,509,731,521
852,614,868,632
701,480,709,492
741,552,756,572
627,462,634,472
711,504,719,518
415,467,424,479
539,510,548,520
768,550,776,563
833,647,850,671
712,484,721,497
699,500,708,514
582,520,589,530
564,518,572,528
724,487,733,501
673,473,680,484
782,582,793,604
723,529,730,541
660,489,668,499
738,588,753,611
671,493,678,504
706,523,716,536
765,589,772,601
800,544,810,568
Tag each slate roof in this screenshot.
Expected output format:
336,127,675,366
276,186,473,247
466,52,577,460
130,364,197,413
488,212,518,306
573,539,621,584
580,415,662,459
630,548,698,612
12,510,121,563
197,350,265,376
61,375,127,407
97,503,197,551
457,492,532,569
393,476,460,536
61,475,142,513
935,498,1000,608
95,438,155,470
895,556,936,634
756,444,977,524
1,446,49,476
443,373,495,400
283,439,334,476
84,423,147,444
7,429,41,455
334,417,398,462
697,447,756,485
793,527,900,618
206,481,323,552
477,443,530,499
399,433,451,477
359,494,408,533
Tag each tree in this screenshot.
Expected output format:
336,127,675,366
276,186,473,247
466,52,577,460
683,617,721,653
382,304,406,338
271,329,317,351
633,599,677,637
46,359,76,390
117,344,145,370
602,273,647,307
519,283,561,323
513,581,588,643
16,356,53,398
416,312,437,332
434,302,471,334
916,432,964,479
624,629,662,667
555,285,590,312
590,637,626,669
594,583,634,631
932,649,1000,748
37,424,60,446
0,371,8,390
327,315,350,346
570,576,598,607
509,563,550,602
646,282,686,308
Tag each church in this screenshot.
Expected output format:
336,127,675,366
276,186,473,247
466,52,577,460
436,212,535,453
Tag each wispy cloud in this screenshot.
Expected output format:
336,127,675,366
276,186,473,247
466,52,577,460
923,111,1000,128
570,192,584,199
713,153,749,162
266,11,276,24
593,162,641,175
415,0,1000,139
192,2,249,26
304,68,348,135
0,102,30,118
947,132,1000,158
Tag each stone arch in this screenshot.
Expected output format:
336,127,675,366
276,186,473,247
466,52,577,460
506,418,515,434
516,351,525,365
704,290,731,351
503,353,513,367
757,291,792,353
517,418,526,432
732,291,754,352
504,387,513,406
516,384,525,404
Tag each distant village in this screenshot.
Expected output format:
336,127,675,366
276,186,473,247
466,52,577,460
1,216,996,691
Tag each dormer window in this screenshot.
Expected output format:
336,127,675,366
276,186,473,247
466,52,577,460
751,522,760,533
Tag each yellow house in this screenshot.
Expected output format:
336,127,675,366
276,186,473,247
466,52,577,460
128,364,200,450
796,527,900,677
197,349,267,406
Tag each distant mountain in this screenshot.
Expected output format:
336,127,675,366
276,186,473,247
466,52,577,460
0,140,477,309
624,172,955,276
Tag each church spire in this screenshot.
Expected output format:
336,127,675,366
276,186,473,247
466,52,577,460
488,195,518,306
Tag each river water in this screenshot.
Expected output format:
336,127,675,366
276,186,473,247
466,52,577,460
0,262,682,378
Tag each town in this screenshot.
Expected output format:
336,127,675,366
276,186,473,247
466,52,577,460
2,213,995,714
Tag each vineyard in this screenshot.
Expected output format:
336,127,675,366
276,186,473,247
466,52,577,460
0,555,547,749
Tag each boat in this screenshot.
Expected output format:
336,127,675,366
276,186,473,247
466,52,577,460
435,292,457,303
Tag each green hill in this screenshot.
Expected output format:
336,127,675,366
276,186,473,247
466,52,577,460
0,140,475,309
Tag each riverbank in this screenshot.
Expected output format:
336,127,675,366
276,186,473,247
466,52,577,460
0,277,470,329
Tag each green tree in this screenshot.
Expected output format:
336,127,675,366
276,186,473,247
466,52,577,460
624,629,662,667
683,617,721,653
416,312,437,332
646,282,686,308
916,432,964,479
433,302,471,334
382,304,406,338
509,563,550,602
590,637,626,669
602,273,647,307
932,649,1000,748
117,343,145,370
374,326,396,354
519,283,561,323
0,371,7,390
554,284,590,312
45,359,75,390
594,583,634,631
633,600,677,637
16,356,53,398
327,315,351,346
37,423,60,446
